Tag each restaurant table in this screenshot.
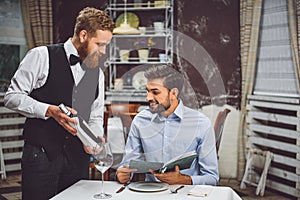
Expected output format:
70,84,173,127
50,180,242,200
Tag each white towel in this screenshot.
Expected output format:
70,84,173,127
107,117,125,154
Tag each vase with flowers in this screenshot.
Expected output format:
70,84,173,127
133,37,155,62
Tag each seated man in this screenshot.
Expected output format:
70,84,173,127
116,64,219,185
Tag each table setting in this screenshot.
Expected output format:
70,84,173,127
50,179,242,200
50,141,241,200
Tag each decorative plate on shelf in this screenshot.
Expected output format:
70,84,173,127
115,12,139,28
132,71,147,90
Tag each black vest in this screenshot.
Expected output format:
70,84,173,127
23,44,99,169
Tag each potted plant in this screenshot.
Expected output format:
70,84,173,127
133,37,155,62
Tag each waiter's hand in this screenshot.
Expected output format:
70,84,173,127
83,137,106,154
46,105,78,135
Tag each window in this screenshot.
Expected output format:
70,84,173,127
0,0,27,93
254,0,299,97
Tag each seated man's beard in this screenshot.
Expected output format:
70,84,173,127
150,101,170,114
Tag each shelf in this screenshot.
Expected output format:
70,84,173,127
106,0,173,102
107,3,171,11
106,89,146,93
108,61,169,64
113,33,169,38
106,89,147,102
107,57,170,64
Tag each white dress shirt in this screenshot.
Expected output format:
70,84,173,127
4,39,104,137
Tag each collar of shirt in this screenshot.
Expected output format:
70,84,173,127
150,99,184,122
64,38,79,59
64,38,85,85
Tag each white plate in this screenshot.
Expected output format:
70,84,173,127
132,71,147,90
128,181,169,192
115,12,140,28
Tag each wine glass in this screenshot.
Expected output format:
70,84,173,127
93,142,114,199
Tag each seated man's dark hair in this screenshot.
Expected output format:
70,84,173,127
144,64,184,96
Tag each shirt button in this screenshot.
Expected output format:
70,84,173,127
63,144,66,148
65,136,69,139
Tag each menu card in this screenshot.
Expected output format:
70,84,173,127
129,151,197,173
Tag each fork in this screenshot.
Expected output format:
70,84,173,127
170,185,184,193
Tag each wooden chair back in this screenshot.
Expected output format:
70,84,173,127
106,103,141,116
105,103,140,140
214,108,231,156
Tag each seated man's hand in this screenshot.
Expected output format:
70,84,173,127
116,165,137,184
150,165,192,185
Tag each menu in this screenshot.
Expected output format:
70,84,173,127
129,151,197,173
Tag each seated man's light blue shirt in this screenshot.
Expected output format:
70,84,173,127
119,101,219,185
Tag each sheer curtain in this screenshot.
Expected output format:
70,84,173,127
20,0,53,49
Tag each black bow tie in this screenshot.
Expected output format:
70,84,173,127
69,54,82,66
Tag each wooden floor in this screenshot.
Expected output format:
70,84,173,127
0,171,295,200
0,172,21,200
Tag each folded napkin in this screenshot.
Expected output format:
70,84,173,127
188,185,213,197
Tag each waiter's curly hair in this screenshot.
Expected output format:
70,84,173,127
74,7,115,37
144,64,184,96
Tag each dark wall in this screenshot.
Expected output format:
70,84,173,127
174,0,240,108
53,0,108,43
53,0,240,109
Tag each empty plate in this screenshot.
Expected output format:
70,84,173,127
128,181,169,192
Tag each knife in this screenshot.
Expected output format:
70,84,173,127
116,181,131,193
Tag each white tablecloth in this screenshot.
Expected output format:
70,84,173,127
50,180,242,200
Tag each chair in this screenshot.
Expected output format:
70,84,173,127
106,103,140,142
240,148,273,196
0,141,6,180
90,104,140,180
214,108,231,156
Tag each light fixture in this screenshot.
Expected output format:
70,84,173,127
113,0,140,34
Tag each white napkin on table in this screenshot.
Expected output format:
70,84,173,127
188,185,213,197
